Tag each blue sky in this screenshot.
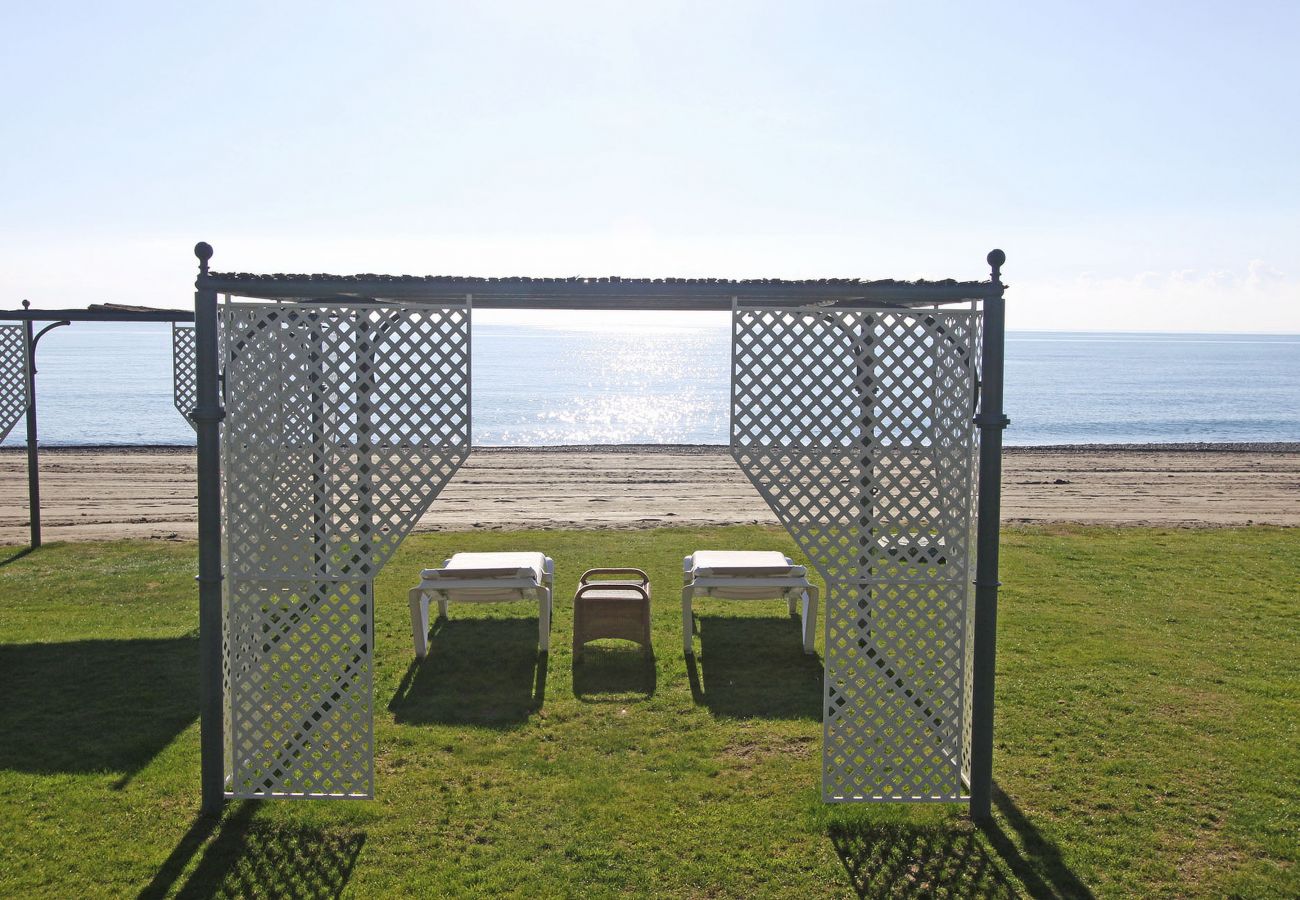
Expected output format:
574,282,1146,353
2,1,1297,331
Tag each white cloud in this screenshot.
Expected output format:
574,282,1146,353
3,233,1297,335
1010,263,1300,334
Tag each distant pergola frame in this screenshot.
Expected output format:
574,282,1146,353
182,243,1009,820
0,303,194,548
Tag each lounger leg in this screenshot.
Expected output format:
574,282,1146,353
408,588,430,659
542,558,555,653
787,592,798,617
539,587,552,652
682,587,695,656
802,586,819,655
437,591,449,620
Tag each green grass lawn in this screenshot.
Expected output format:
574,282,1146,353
0,525,1296,898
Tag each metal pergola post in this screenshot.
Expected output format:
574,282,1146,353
191,242,226,816
20,301,70,549
23,316,39,548
969,249,1009,821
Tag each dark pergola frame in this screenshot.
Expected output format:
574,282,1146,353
199,271,1004,308
107,242,1005,821
0,302,194,548
192,243,1009,818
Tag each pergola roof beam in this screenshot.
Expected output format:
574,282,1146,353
0,307,194,323
197,273,998,308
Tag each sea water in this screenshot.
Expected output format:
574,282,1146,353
2,321,1297,447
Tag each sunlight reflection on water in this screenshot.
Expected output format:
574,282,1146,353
3,322,1297,447
473,324,729,444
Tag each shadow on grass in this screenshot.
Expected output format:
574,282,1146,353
827,785,1094,899
388,616,547,728
573,648,656,702
138,803,365,900
829,820,1017,898
0,637,197,783
982,783,1095,899
0,546,35,567
686,614,820,720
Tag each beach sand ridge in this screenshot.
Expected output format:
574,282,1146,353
1,444,1296,542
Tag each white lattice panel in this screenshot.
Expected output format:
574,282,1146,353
731,305,981,802
221,300,470,799
0,325,27,443
225,579,375,797
172,323,197,430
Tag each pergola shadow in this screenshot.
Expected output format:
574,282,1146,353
828,819,1017,898
686,614,821,720
137,803,366,900
0,546,35,567
388,616,548,728
0,636,197,783
826,784,1094,899
982,783,1096,899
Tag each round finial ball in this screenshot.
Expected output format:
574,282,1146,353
194,242,213,263
987,248,1006,269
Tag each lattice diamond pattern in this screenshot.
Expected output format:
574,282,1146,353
222,304,469,582
0,324,27,443
221,300,470,799
731,305,981,802
226,579,374,798
172,323,197,430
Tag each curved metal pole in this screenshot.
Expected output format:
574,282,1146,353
20,300,70,548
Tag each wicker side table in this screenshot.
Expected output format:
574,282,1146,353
573,568,652,659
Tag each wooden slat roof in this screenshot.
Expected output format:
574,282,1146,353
0,304,193,322
199,272,1000,309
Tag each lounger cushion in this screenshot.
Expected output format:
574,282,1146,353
690,550,795,577
422,567,528,580
421,551,547,583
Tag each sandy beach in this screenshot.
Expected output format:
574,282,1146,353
1,444,1296,543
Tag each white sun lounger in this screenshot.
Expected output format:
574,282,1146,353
408,552,555,658
681,550,819,656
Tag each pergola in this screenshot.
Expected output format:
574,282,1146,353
0,302,194,547
176,243,1009,819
